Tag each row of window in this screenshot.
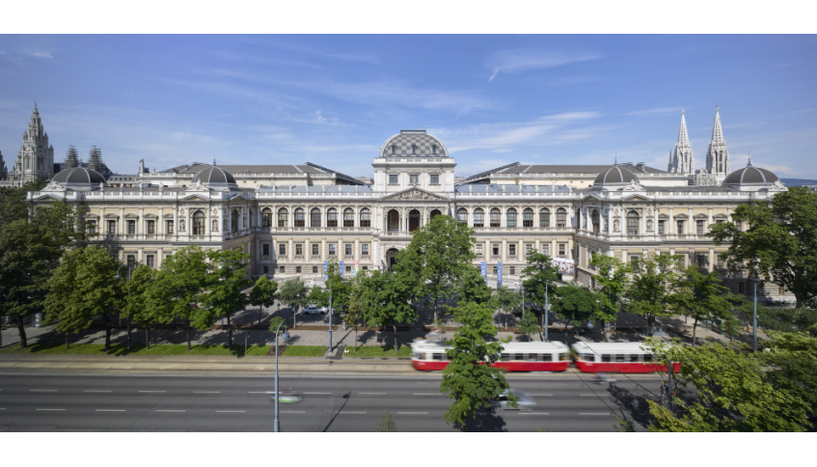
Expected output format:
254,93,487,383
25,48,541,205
387,174,440,185
262,208,372,228
456,207,569,228
475,243,565,259
266,265,370,275
264,242,371,258
657,219,715,235
390,144,440,155
580,353,655,363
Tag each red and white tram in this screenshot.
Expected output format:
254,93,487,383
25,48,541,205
572,342,680,373
411,339,570,372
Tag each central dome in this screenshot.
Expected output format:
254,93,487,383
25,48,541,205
723,165,779,185
191,165,238,189
380,130,448,158
593,165,639,186
52,167,105,190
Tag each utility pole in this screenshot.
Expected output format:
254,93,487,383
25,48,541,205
753,280,758,353
328,277,333,352
667,359,673,412
544,282,549,342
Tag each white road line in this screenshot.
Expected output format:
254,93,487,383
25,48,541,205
580,394,609,396
155,410,185,412
30,389,57,392
281,411,305,413
0,408,6,410
35,408,66,411
138,391,167,393
397,412,428,415
413,393,441,396
96,409,126,412
194,391,221,394
304,392,331,395
518,412,550,415
579,413,610,416
358,392,387,395
216,410,246,413
85,390,112,393
341,411,367,414
528,394,553,396
248,391,268,394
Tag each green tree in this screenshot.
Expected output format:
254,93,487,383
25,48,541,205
760,331,817,418
493,285,521,328
268,316,286,334
322,259,352,312
307,285,327,308
146,245,210,350
521,249,559,330
360,270,417,350
249,274,278,325
626,253,682,337
120,264,158,347
199,248,253,350
516,310,540,340
550,283,600,335
395,214,476,324
708,186,817,309
378,410,397,432
589,254,631,340
455,265,493,306
344,270,368,352
644,338,809,432
0,200,86,347
0,180,46,231
755,303,817,336
674,267,741,346
277,277,309,326
440,301,515,430
43,245,122,350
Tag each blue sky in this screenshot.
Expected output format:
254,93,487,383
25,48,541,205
1,34,816,179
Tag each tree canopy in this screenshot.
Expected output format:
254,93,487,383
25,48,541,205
626,253,683,336
249,274,278,325
589,254,630,330
198,248,253,349
674,267,740,346
360,269,416,349
550,283,601,332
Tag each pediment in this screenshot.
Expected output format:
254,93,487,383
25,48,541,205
180,194,210,202
32,193,65,202
621,194,651,202
582,193,603,202
380,187,449,202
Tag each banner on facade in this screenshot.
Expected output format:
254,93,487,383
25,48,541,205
480,262,487,284
324,261,328,282
551,257,575,275
497,261,502,286
354,261,359,277
339,261,344,278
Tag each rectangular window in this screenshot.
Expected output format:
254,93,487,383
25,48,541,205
362,266,368,271
697,254,707,268
167,220,175,234
278,243,286,256
296,266,302,274
263,244,270,256
615,354,627,363
87,220,97,234
658,220,665,235
630,256,639,270
677,220,685,235
263,266,269,274
409,174,419,185
542,245,549,256
509,266,515,275
388,174,398,184
346,266,352,273
279,266,285,273
146,255,155,268
558,244,566,256
345,243,353,256
127,255,136,269
539,354,553,362
430,174,439,184
147,220,155,234
493,266,498,275
601,354,612,363
473,211,484,228
525,244,532,256
329,244,336,256
312,244,319,256
630,355,640,363
697,220,705,235
312,266,318,274
492,244,500,256
509,244,516,256
476,244,483,256
127,220,136,234
295,243,303,256
362,243,370,256
735,221,742,231
716,254,725,268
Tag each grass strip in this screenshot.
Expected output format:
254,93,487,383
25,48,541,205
281,345,326,357
345,345,411,358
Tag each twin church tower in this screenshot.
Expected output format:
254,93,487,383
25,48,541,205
668,106,731,185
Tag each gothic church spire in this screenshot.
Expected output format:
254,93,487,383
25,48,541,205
705,106,730,176
670,109,695,175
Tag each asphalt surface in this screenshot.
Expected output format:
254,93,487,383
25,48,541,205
0,372,665,431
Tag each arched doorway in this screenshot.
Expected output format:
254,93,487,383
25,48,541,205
409,210,421,231
386,248,400,270
430,209,441,220
387,209,400,232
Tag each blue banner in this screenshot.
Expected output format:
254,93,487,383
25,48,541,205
339,261,344,278
497,261,502,286
324,261,328,282
481,262,487,284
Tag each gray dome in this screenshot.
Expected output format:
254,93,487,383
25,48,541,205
593,165,639,185
52,167,105,190
723,165,779,185
191,165,238,188
380,130,448,158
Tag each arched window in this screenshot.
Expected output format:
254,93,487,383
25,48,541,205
591,209,600,233
540,208,550,228
311,208,322,228
473,208,484,228
391,145,396,154
490,208,501,228
627,211,640,236
262,208,272,228
343,208,354,228
411,144,417,155
193,210,205,235
432,145,437,155
327,208,338,227
523,208,534,227
360,208,371,228
294,208,305,227
457,208,468,224
277,208,288,228
231,209,239,232
556,208,567,228
506,208,517,228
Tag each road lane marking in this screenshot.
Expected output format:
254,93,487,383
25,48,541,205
35,408,66,411
413,393,441,396
579,413,610,416
139,391,167,393
518,412,550,415
85,390,112,393
397,412,428,415
194,391,221,394
341,411,367,414
30,389,57,392
0,408,6,410
96,409,126,412
528,394,553,396
281,411,305,413
580,394,609,396
216,410,246,413
304,392,331,395
358,392,387,395
248,392,268,394
155,410,185,412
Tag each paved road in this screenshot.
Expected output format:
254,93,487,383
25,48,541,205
0,372,664,431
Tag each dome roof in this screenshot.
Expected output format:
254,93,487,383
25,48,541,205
191,165,238,188
723,165,779,185
593,165,639,185
380,130,448,158
52,167,105,190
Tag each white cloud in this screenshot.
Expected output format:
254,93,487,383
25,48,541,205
625,107,680,117
313,110,327,124
485,49,603,82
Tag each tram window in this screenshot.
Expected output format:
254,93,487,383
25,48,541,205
539,354,552,362
413,353,422,360
616,354,627,362
630,355,640,362
643,354,654,362
560,354,570,361
500,353,510,361
601,354,612,363
514,353,524,361
432,353,443,362
422,353,429,361
582,353,594,362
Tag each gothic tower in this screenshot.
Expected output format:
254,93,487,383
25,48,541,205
87,146,103,172
670,109,694,175
9,104,55,184
64,145,80,169
705,106,730,179
0,151,7,180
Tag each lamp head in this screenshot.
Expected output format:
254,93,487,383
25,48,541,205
586,322,594,329
281,330,290,341
115,274,122,279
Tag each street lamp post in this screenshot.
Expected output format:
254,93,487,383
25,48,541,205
544,282,549,342
328,277,333,352
273,321,290,432
752,278,759,353
115,264,134,351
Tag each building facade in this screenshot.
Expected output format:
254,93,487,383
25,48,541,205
22,111,793,301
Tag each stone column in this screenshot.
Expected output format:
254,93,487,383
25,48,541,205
173,204,178,238
568,237,574,260
288,238,293,262
501,238,507,263
138,208,144,236
158,208,164,235
157,247,163,269
355,238,360,262
708,248,715,273
622,249,628,265
321,239,326,262
119,208,124,234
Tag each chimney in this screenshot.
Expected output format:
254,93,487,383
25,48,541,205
636,162,646,172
